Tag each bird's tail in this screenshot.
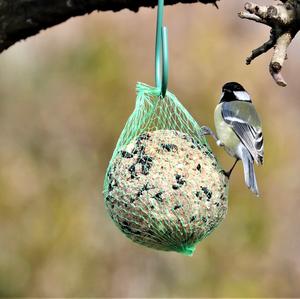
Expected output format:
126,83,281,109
240,147,259,197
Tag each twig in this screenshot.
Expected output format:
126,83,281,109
270,31,293,86
246,36,276,65
238,11,268,25
239,0,300,86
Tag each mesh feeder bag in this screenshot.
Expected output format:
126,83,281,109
103,82,228,256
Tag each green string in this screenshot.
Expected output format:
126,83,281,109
155,0,169,98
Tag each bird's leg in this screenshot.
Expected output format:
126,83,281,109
199,126,224,147
222,158,239,178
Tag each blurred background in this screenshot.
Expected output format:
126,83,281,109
0,0,299,297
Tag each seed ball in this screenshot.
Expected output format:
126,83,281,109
104,130,228,256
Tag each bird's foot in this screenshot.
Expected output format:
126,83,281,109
199,126,224,147
221,159,239,179
200,126,214,136
220,170,230,178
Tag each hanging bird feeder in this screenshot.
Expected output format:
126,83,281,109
103,0,228,256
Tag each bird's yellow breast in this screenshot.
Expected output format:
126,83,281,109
214,104,240,157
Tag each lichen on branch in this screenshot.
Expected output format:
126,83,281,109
239,0,300,87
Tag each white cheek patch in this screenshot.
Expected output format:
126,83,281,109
233,91,251,102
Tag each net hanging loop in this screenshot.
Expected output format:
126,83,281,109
155,0,169,98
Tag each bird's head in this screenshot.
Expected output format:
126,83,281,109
220,82,251,103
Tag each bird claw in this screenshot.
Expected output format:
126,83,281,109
200,126,224,147
220,170,230,178
199,126,212,136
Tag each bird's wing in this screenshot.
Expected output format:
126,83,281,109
222,101,264,165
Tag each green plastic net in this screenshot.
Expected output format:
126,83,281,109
103,82,228,256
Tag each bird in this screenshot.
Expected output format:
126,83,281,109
200,82,264,196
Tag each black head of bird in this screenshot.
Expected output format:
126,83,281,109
220,82,252,103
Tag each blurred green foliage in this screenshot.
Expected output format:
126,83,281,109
0,1,299,297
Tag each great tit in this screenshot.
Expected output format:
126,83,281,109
201,82,264,196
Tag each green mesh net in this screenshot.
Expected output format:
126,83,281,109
103,82,228,256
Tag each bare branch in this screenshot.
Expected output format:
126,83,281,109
244,2,270,19
269,32,292,86
239,0,300,86
246,37,276,65
0,0,219,54
238,11,268,25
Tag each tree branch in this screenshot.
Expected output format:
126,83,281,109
239,0,300,87
0,0,218,53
